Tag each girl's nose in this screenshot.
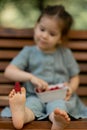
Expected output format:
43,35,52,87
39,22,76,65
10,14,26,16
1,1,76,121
42,32,48,39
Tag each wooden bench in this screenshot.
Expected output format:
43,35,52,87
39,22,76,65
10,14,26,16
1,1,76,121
0,27,87,130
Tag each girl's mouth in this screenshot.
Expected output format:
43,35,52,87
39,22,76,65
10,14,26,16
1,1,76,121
40,39,47,45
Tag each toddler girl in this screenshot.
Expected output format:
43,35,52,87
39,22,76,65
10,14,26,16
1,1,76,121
1,5,87,130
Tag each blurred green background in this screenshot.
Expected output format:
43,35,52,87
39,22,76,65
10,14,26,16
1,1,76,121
0,0,87,30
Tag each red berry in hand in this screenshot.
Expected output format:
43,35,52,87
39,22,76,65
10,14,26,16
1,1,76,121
55,86,60,90
14,82,21,92
49,86,60,91
49,88,54,91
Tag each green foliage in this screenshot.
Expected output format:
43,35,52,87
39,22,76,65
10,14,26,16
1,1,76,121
0,0,87,29
43,0,87,30
0,0,41,28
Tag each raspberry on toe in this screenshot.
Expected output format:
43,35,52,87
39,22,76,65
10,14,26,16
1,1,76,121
14,82,21,93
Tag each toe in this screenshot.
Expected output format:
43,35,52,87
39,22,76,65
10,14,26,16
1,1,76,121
21,87,26,94
9,89,15,98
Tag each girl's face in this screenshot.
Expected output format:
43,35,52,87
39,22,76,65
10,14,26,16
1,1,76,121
34,15,62,53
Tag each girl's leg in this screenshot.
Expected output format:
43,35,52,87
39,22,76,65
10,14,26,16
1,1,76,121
9,87,35,129
49,108,70,130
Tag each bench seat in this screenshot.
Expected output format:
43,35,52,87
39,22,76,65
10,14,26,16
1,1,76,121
0,117,87,130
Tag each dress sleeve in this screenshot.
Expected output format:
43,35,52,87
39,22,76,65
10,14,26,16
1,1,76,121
62,48,80,77
10,46,30,70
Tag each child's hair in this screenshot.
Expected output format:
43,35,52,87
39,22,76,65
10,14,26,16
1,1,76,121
37,5,73,37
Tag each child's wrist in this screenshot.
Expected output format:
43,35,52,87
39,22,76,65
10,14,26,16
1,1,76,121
29,73,33,81
69,87,73,94
68,84,74,94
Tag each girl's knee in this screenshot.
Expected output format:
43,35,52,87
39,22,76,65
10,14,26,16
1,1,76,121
46,100,67,113
26,96,45,113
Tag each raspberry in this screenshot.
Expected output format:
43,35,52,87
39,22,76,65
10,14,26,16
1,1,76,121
49,86,60,91
14,82,21,92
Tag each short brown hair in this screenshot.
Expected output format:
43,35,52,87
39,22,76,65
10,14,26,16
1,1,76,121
37,5,73,37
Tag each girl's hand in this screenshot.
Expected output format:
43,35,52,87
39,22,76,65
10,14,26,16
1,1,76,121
64,82,73,101
30,74,49,92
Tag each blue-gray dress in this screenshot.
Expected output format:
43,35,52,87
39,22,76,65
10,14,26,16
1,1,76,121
1,46,87,119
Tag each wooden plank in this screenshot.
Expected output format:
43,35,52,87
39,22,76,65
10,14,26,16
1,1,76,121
79,98,87,106
0,96,9,106
68,30,87,39
0,61,9,70
0,119,87,130
67,41,87,50
0,50,19,59
0,28,34,38
0,85,13,95
80,75,87,84
0,73,13,83
0,39,34,48
79,63,87,72
74,52,87,61
76,87,87,96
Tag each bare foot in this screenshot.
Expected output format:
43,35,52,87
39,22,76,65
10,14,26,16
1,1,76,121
49,108,70,130
9,87,26,129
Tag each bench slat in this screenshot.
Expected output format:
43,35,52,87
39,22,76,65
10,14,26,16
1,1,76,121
0,28,34,38
0,62,9,70
0,119,87,130
0,39,34,48
0,50,19,59
67,41,87,50
74,52,87,61
68,30,87,39
0,74,13,83
0,85,13,95
76,87,87,96
0,96,9,106
80,75,87,84
79,63,87,72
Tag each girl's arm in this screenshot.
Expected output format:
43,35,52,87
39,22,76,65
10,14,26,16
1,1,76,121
4,64,48,90
4,64,32,82
64,75,80,100
68,75,80,92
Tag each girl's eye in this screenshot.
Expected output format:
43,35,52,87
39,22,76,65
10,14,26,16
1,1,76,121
50,33,56,36
40,27,45,32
